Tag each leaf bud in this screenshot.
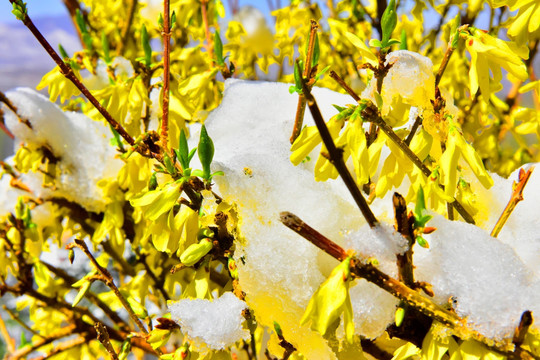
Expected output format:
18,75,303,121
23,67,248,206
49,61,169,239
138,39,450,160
179,238,213,266
395,303,406,327
197,125,215,180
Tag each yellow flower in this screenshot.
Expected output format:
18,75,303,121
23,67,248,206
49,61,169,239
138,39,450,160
301,257,355,343
465,28,528,101
37,66,81,103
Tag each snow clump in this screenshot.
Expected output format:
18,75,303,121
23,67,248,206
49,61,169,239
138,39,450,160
201,79,540,352
168,292,250,352
3,88,123,212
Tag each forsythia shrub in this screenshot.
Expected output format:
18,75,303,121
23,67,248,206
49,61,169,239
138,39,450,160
0,0,540,359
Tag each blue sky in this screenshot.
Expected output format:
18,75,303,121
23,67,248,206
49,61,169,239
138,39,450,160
0,0,274,23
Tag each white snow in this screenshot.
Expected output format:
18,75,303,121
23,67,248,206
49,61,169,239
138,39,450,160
168,292,250,352
202,79,540,350
2,88,123,212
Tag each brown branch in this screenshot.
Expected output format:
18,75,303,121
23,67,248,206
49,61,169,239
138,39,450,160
329,70,360,101
279,211,516,354
435,43,455,87
201,0,213,58
491,166,534,238
393,193,415,288
161,0,171,153
297,62,379,227
40,261,130,329
360,339,393,360
68,239,149,334
117,0,138,55
8,2,135,146
0,313,16,354
5,324,78,360
29,336,87,360
280,212,349,261
95,322,119,360
0,89,31,135
290,20,319,144
61,0,84,46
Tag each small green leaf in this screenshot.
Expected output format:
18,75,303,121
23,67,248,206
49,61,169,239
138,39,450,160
58,44,70,59
384,39,401,48
293,59,304,94
177,128,189,169
399,29,408,50
101,32,111,63
414,186,432,228
214,30,224,66
450,14,461,49
72,280,92,307
416,236,429,248
314,65,331,83
369,38,382,48
109,124,125,151
312,33,320,67
197,125,215,180
163,153,176,175
148,172,158,190
141,24,152,66
19,331,30,348
158,13,164,29
395,304,406,327
118,340,131,360
381,0,397,47
274,321,283,337
170,11,177,29
75,9,87,34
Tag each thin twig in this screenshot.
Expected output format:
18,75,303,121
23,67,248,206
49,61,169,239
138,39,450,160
7,2,135,146
491,166,534,238
5,324,77,360
297,62,379,227
290,20,319,144
95,322,119,360
117,0,138,55
29,336,87,360
0,313,16,354
329,70,360,101
161,0,171,153
435,43,455,87
393,193,415,288
404,116,422,146
3,305,43,337
68,239,149,334
201,0,213,58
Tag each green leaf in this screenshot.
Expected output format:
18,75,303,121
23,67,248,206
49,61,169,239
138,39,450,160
416,235,429,248
197,125,215,180
293,59,304,94
214,30,224,66
72,280,92,307
177,128,189,169
273,321,283,337
148,172,158,191
450,13,461,49
163,153,176,175
414,186,432,228
384,39,401,48
395,303,406,327
109,124,124,152
141,24,152,66
400,29,408,50
314,65,331,83
19,331,30,348
58,44,70,59
369,38,382,48
381,0,397,47
312,33,320,67
158,13,164,29
101,32,111,63
75,9,87,34
170,11,177,29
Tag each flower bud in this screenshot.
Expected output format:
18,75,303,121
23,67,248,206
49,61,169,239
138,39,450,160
179,238,213,266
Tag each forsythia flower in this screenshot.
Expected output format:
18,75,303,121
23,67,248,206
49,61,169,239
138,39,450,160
465,28,528,101
301,257,355,343
37,66,81,103
440,124,494,199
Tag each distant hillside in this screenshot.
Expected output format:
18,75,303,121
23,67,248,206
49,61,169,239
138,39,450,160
0,15,79,92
